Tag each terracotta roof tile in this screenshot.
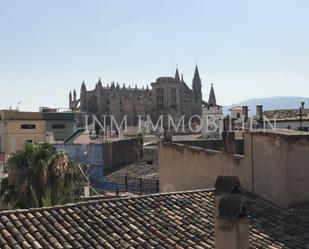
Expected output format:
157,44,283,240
0,190,308,248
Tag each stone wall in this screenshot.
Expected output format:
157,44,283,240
103,137,143,172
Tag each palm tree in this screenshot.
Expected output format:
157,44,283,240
0,143,83,209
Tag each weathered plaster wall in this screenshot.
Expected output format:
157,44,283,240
176,139,223,151
159,143,250,193
143,144,158,164
245,133,289,208
160,132,309,208
286,137,309,206
175,139,244,155
246,132,309,208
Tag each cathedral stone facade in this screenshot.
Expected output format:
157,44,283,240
69,66,206,127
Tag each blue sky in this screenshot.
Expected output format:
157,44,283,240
0,0,308,111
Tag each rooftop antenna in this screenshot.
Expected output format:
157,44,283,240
172,59,174,76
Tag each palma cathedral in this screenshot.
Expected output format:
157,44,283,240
69,66,218,127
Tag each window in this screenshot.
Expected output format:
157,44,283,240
157,88,164,109
236,113,241,119
52,124,66,129
21,124,36,129
171,88,177,104
298,126,308,131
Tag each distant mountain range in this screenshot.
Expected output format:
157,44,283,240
223,96,309,116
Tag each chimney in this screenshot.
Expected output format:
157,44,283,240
242,106,249,122
214,176,249,249
223,116,236,132
222,132,236,154
163,131,173,142
256,105,263,120
256,105,263,128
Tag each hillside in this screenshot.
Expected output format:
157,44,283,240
223,96,309,116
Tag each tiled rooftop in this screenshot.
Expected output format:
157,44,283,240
0,189,308,249
262,108,309,121
104,163,159,184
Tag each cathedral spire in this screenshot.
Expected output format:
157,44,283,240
81,81,87,91
192,65,202,99
111,81,115,89
97,77,102,87
69,91,72,101
208,83,217,107
175,67,180,82
193,65,201,83
73,89,77,101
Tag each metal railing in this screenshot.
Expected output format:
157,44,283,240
92,175,160,194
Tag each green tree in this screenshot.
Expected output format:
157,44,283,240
0,143,83,209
